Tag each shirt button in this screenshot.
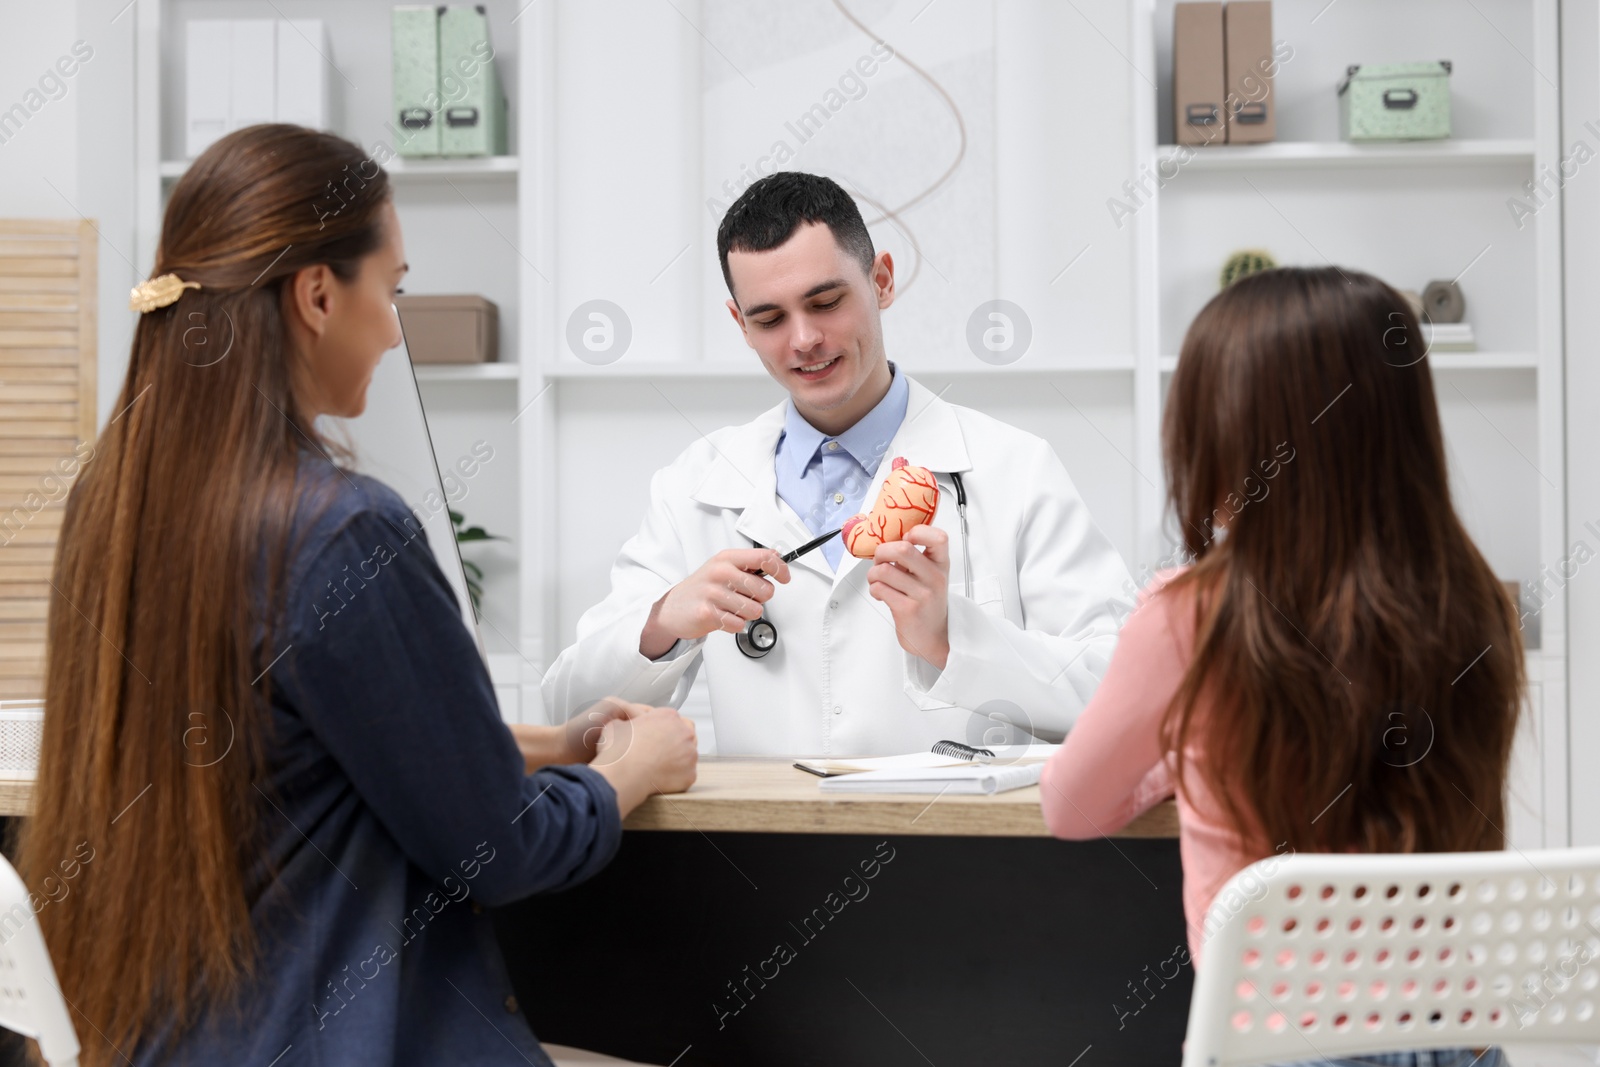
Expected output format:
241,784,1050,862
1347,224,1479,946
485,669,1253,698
826,441,840,451
833,492,844,503
833,705,842,715
829,600,839,609
504,995,520,1014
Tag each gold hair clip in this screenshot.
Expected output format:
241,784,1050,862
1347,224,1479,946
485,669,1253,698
129,273,202,313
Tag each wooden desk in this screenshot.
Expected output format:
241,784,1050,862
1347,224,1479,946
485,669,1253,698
2,761,1190,1065
620,757,1180,838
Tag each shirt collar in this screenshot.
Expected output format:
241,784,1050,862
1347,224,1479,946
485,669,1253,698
777,361,908,476
835,360,908,471
777,399,828,480
777,361,908,478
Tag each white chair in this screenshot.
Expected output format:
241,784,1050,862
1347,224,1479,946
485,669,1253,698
1182,847,1600,1067
0,853,79,1067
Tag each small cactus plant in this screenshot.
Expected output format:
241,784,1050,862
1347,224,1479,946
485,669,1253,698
1219,249,1277,289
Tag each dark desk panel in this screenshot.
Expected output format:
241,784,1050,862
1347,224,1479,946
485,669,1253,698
496,831,1192,1067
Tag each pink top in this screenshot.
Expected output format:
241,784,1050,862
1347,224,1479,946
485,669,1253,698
1039,569,1265,968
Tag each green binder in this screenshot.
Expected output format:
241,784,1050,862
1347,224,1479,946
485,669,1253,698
391,5,441,156
439,6,507,157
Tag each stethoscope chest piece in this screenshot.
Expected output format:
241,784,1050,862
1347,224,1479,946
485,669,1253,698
736,616,779,658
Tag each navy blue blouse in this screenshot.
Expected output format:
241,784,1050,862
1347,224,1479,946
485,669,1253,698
137,461,621,1065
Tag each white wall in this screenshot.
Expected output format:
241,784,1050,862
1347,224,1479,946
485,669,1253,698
1562,0,1600,846
2,0,136,429
0,4,79,204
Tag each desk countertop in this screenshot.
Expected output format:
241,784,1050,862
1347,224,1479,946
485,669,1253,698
621,758,1178,838
0,760,1180,839
0,781,28,818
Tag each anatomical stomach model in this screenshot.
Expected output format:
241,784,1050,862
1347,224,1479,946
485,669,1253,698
841,457,940,559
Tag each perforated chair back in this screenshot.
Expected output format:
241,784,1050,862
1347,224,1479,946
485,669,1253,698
1181,847,1600,1067
0,854,79,1066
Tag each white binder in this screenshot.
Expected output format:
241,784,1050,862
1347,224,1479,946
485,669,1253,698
275,19,330,131
228,20,276,132
184,20,230,157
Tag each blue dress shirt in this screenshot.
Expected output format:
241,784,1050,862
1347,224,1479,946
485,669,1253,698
133,457,620,1066
773,361,910,569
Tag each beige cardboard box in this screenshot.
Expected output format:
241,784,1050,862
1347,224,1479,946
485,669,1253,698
1224,0,1275,143
394,294,499,364
1174,2,1226,146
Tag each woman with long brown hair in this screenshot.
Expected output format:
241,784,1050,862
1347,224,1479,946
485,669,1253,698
16,123,698,1065
1040,266,1523,1066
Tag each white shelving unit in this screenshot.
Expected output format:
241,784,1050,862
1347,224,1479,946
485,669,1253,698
156,155,520,181
1154,138,1536,170
539,356,1139,379
413,362,521,382
1133,0,1564,850
1157,352,1541,373
134,0,532,716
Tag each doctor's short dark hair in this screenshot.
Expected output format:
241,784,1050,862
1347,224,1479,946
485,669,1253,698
716,171,876,301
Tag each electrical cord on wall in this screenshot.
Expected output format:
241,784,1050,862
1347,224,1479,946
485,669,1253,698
829,0,969,298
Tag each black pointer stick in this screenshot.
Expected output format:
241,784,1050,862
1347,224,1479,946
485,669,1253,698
779,527,843,564
746,527,844,580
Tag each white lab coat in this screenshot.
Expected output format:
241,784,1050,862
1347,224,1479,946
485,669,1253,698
541,376,1135,756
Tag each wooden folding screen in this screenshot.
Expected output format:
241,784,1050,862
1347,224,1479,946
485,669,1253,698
0,220,98,701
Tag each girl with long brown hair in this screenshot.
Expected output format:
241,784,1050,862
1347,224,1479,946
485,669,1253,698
1041,266,1523,1066
16,123,698,1066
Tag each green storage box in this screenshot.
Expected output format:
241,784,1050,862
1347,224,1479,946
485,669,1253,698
391,6,441,156
1337,61,1452,142
439,6,508,157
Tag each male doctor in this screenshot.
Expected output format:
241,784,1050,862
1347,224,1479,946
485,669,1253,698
543,172,1133,756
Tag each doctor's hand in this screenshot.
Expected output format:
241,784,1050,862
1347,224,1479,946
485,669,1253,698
639,549,791,659
590,705,699,817
867,524,952,671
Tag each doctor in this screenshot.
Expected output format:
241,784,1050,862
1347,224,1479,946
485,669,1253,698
543,172,1133,755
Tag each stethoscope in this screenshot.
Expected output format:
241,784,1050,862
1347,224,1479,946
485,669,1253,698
736,471,972,659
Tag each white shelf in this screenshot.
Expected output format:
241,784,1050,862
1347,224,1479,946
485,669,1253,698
915,357,1137,374
1427,351,1540,369
540,357,1137,379
159,155,520,182
542,362,763,379
414,362,520,382
382,155,520,180
1154,139,1535,172
1157,352,1538,373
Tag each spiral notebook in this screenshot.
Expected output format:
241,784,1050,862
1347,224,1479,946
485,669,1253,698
817,762,1044,796
797,739,1055,794
794,739,1030,778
